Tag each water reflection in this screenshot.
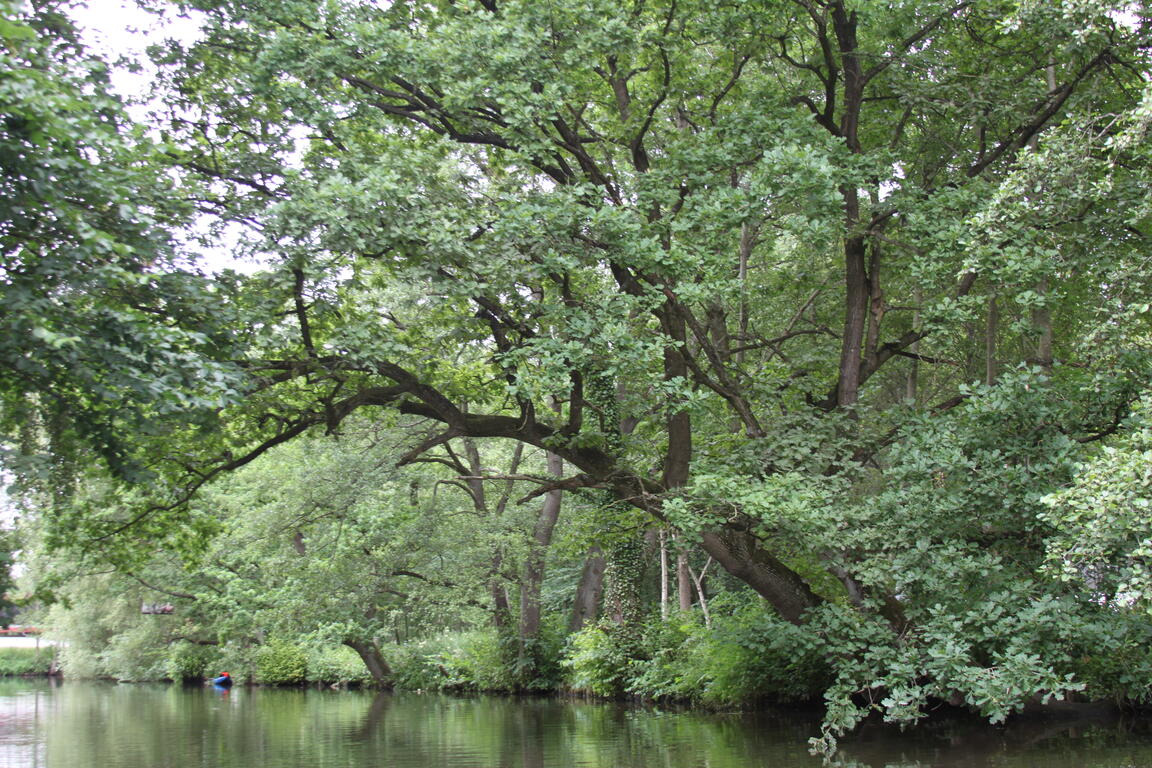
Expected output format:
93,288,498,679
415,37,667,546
1,680,1151,767
837,705,1152,768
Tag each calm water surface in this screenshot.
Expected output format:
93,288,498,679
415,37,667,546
2,680,1152,767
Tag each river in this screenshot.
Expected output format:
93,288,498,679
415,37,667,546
2,679,1152,767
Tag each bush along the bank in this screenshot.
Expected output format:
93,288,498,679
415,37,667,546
0,648,54,676
170,640,375,687
565,593,831,706
166,641,218,683
386,621,567,694
633,597,831,706
306,645,375,688
255,639,308,685
512,614,568,692
563,620,637,698
389,630,508,692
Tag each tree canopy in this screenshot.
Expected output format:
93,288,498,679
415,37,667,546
0,0,240,485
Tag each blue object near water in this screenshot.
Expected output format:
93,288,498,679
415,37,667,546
212,673,232,687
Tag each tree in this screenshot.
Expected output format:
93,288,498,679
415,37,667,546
0,526,17,627
0,0,241,490
12,0,1152,744
48,414,581,686
1044,399,1152,608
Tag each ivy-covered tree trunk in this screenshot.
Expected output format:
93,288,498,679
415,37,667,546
603,536,646,656
569,546,606,633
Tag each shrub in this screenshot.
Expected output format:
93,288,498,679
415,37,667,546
255,639,308,685
165,641,221,683
445,629,508,690
513,613,568,691
562,621,637,697
389,629,521,692
210,642,259,685
389,637,449,690
0,648,53,676
1035,607,1152,706
694,600,829,705
571,593,831,706
626,616,702,701
98,623,169,682
306,645,375,687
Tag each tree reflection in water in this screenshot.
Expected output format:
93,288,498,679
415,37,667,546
1,681,1151,768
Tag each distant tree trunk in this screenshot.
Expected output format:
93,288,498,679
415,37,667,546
661,305,694,616
457,436,517,631
986,294,999,386
834,7,868,410
489,549,513,630
1034,276,1053,369
906,289,921,403
677,549,693,612
345,639,392,686
659,529,670,619
737,222,755,361
569,545,606,632
688,557,713,629
518,451,563,656
1029,62,1057,373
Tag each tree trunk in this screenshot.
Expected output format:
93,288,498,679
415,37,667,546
345,639,392,686
737,222,754,364
688,557,713,629
659,528,669,619
518,451,563,651
677,549,693,612
491,552,513,630
604,536,645,636
834,5,868,410
986,294,999,386
700,528,821,624
661,307,694,615
906,288,921,403
838,233,869,408
1034,276,1053,369
569,545,606,632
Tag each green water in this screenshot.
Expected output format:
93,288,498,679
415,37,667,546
2,680,1152,767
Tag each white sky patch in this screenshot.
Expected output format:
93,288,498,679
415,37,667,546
71,0,201,114
0,481,15,528
72,0,266,275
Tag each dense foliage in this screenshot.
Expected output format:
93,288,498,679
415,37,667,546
0,0,240,487
5,0,1152,754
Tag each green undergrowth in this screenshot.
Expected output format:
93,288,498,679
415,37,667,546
58,636,375,687
0,647,55,676
564,593,831,707
387,619,567,693
195,641,376,687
